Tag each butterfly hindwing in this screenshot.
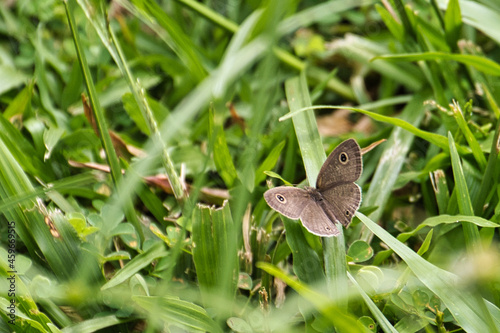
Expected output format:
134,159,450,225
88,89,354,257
320,182,361,227
300,202,340,236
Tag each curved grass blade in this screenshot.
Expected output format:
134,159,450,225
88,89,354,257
62,315,131,333
101,242,168,290
175,0,239,32
398,214,499,241
133,296,223,333
280,103,469,156
357,212,499,332
374,52,500,76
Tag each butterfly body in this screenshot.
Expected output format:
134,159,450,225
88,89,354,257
264,139,362,237
303,186,321,200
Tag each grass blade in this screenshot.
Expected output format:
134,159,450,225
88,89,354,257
133,296,223,333
451,101,487,169
348,272,398,333
375,52,500,76
257,262,367,332
192,201,238,314
280,102,469,156
444,0,462,49
209,108,238,188
448,132,481,253
131,0,207,81
359,92,428,234
77,0,186,201
62,315,130,333
357,212,499,332
64,0,144,241
284,72,347,307
473,100,500,214
436,0,500,44
101,242,168,290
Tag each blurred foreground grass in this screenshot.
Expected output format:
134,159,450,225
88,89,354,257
1,0,500,332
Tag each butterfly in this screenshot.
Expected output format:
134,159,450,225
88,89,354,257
264,139,362,237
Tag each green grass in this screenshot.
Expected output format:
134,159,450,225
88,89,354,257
1,0,500,332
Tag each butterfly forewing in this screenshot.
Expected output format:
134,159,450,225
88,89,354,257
316,138,362,189
320,182,361,227
263,187,310,219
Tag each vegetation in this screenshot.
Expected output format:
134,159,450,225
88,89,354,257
1,0,500,332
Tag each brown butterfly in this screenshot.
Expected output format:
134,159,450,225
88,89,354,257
264,139,362,237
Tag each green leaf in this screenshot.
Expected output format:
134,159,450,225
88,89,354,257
436,0,500,45
67,212,99,239
348,240,374,263
475,118,500,215
417,229,433,256
280,101,468,158
357,316,377,332
64,0,144,241
122,93,151,135
414,14,450,52
355,92,428,230
102,251,131,262
122,93,171,137
423,215,498,228
0,112,54,179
